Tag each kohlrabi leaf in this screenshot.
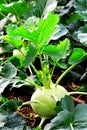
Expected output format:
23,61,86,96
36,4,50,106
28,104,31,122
0,78,10,93
9,13,59,48
44,110,72,130
44,104,87,130
1,62,17,79
57,61,68,69
0,112,7,128
2,36,22,49
73,104,87,129
74,0,87,11
34,0,57,17
74,0,87,21
43,38,70,59
4,112,27,129
51,24,68,40
0,0,5,4
25,44,37,68
0,44,14,54
68,48,86,64
61,95,74,112
0,0,31,17
78,33,87,47
0,99,22,112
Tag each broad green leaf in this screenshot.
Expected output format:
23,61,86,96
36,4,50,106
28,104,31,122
25,44,37,68
74,0,87,12
57,61,68,69
31,13,59,47
6,24,17,36
73,104,87,124
0,24,22,49
1,62,17,79
72,24,87,45
79,10,87,22
0,0,5,4
4,112,27,129
34,0,57,17
43,38,70,59
10,13,59,48
68,48,86,64
44,110,72,130
74,0,87,21
44,104,87,130
0,0,31,17
0,99,22,112
73,104,87,129
2,36,22,49
61,95,74,112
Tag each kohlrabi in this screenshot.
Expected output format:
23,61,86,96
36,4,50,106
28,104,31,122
2,13,87,127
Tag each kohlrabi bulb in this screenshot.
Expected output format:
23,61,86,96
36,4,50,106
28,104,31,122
30,84,68,118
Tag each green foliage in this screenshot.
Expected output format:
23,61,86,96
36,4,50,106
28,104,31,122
33,0,57,17
25,44,37,68
0,99,22,112
0,0,87,129
68,48,87,64
44,96,87,130
9,13,59,47
43,38,70,59
74,0,87,21
61,95,74,112
0,0,32,18
1,62,17,79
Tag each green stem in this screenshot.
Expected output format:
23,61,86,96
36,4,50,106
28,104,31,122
70,123,74,130
28,66,33,75
25,77,42,90
30,63,38,74
22,101,31,106
39,118,46,127
38,48,50,89
0,101,8,109
50,61,57,78
55,64,76,87
69,91,87,95
0,12,7,18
